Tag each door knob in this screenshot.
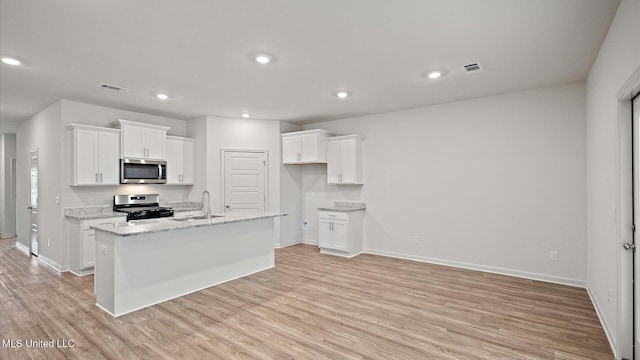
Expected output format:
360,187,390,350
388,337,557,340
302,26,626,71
225,204,231,208
623,243,635,251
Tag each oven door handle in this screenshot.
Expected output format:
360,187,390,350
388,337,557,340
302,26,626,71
159,164,163,180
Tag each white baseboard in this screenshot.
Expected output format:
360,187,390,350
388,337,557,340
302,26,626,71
275,239,319,248
37,254,66,272
15,241,29,253
363,248,587,288
1,232,16,238
586,285,617,358
275,240,302,249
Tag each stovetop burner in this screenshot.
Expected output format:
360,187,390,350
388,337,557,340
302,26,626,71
113,194,174,221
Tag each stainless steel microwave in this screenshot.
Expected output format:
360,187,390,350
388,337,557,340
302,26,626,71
120,159,167,184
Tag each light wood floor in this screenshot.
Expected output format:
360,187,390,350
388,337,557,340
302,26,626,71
0,237,612,359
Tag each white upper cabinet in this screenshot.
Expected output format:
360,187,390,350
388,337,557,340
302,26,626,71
327,135,364,185
66,124,120,186
166,136,195,185
281,129,334,164
117,119,170,160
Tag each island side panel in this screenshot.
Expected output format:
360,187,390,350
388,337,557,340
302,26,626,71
95,233,116,315
95,218,275,317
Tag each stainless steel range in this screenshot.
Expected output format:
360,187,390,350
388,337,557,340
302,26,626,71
113,194,174,221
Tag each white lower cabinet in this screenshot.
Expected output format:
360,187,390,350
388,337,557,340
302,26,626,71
318,211,364,257
68,216,126,275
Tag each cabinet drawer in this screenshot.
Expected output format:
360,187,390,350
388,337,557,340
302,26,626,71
319,211,348,221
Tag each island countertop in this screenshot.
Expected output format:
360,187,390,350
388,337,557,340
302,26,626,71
91,211,287,236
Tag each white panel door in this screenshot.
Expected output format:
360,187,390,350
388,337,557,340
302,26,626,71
29,148,39,256
98,132,119,184
223,150,266,212
76,129,98,184
633,93,639,359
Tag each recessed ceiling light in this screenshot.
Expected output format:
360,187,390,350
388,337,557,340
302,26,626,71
156,93,170,100
1,57,21,66
421,69,447,80
335,91,351,99
241,113,251,118
254,54,272,64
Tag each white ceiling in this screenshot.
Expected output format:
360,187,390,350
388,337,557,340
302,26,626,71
0,0,621,127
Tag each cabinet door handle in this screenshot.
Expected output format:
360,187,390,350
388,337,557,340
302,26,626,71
100,172,103,182
95,173,98,182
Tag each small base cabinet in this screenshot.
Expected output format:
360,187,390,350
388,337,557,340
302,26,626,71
68,216,126,276
318,210,364,258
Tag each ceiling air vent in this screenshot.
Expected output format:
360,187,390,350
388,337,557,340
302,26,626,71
462,63,483,74
99,83,129,91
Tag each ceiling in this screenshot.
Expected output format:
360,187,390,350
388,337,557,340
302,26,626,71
0,0,621,127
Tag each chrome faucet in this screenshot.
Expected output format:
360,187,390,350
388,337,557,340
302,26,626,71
201,190,211,220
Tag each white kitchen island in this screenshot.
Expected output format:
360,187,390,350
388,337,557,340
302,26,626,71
91,211,286,317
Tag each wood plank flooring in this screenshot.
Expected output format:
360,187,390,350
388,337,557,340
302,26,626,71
0,237,613,359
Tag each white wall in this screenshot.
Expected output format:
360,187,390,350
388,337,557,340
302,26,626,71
16,100,191,270
16,102,63,266
585,0,640,357
302,82,587,285
60,100,191,208
0,121,17,134
279,121,303,247
0,133,17,236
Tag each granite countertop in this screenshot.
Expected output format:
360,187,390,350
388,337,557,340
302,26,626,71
91,211,287,237
161,201,202,212
317,201,366,212
65,206,126,220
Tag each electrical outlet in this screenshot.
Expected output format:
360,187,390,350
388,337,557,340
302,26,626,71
413,236,420,244
607,288,611,303
47,238,51,247
549,251,559,262
301,220,309,230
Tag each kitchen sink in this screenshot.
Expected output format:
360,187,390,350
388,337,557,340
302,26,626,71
171,215,224,221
